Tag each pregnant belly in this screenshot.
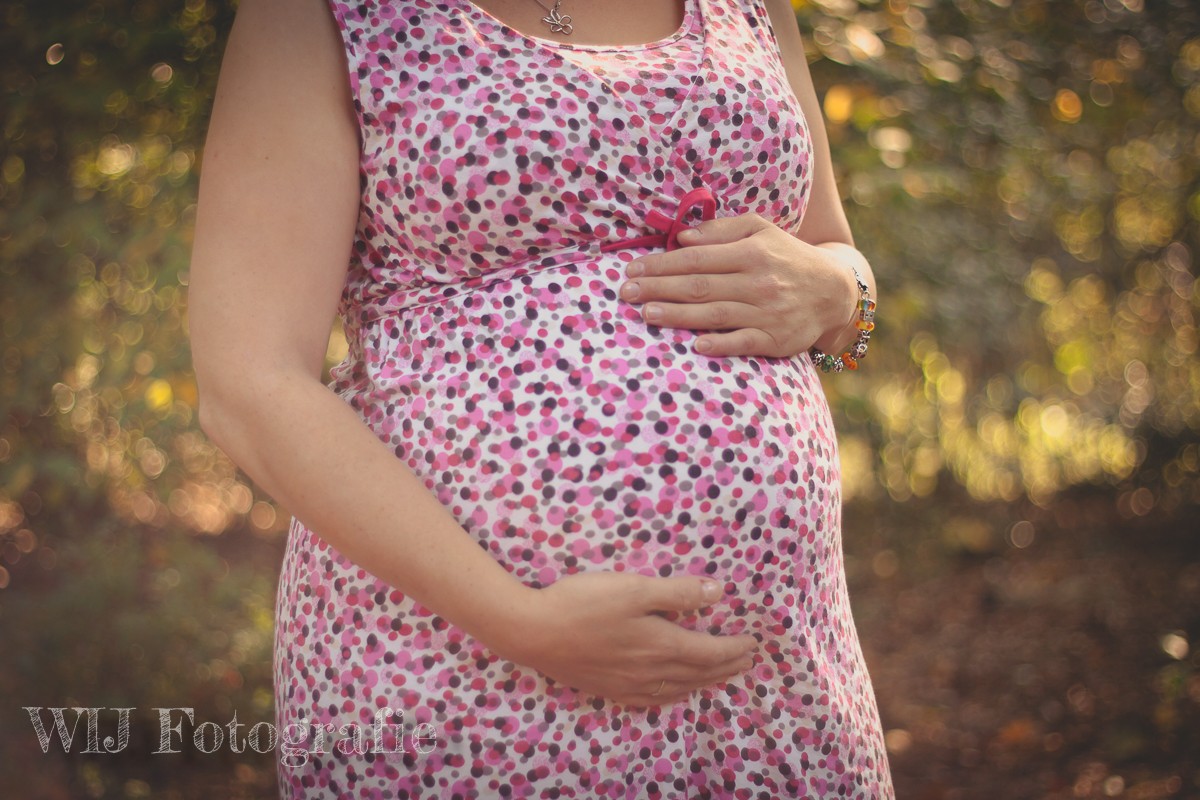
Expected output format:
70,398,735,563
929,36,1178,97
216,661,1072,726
333,258,843,638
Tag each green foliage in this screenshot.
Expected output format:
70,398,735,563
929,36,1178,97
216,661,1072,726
1,0,243,560
794,0,1200,510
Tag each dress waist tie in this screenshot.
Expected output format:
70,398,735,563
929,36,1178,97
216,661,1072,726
598,186,719,254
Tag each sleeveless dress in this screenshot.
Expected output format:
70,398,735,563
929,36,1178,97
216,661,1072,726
272,0,894,796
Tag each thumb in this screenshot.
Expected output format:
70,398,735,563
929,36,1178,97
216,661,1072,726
676,212,771,246
637,575,725,613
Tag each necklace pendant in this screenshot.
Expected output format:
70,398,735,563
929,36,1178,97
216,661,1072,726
540,2,573,35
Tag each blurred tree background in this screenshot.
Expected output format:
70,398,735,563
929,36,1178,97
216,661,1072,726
0,0,1196,797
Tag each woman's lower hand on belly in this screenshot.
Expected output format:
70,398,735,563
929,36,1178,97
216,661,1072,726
487,572,760,709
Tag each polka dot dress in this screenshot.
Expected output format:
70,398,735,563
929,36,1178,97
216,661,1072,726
273,0,895,796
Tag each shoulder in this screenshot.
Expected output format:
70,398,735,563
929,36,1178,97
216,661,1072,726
760,0,799,25
209,0,358,141
227,0,346,55
758,0,807,60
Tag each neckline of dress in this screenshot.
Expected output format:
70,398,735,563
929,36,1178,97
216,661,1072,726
455,0,701,53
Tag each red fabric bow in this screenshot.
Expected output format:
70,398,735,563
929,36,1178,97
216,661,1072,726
598,186,719,254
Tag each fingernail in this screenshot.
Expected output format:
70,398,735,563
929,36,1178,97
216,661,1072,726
627,262,645,278
678,227,700,241
645,304,662,322
622,281,640,300
695,339,711,353
701,580,722,603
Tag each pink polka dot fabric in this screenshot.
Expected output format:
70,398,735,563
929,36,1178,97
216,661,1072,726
273,0,894,796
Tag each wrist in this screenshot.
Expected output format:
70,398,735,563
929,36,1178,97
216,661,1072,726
810,260,875,374
477,582,548,664
812,261,861,355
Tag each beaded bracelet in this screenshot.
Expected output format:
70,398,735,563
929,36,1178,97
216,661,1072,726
810,267,875,373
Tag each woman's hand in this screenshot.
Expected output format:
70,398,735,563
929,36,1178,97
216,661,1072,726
618,213,862,359
613,0,880,364
490,572,759,709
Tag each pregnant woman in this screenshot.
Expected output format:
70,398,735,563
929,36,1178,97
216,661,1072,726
189,0,893,795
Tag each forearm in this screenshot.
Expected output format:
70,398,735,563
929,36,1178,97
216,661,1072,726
199,369,536,655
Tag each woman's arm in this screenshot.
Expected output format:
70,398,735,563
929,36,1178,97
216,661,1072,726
763,0,877,356
188,0,538,661
188,0,756,707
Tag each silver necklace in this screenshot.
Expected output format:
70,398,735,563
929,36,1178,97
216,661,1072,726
529,0,573,35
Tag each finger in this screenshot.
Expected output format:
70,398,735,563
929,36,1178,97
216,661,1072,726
673,212,773,246
693,328,788,359
633,574,726,614
704,650,758,681
645,680,698,704
636,300,760,332
623,675,746,707
666,626,759,667
626,239,747,279
621,272,758,308
664,650,757,688
615,689,693,709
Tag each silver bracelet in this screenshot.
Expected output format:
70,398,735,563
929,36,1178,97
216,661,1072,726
809,266,875,373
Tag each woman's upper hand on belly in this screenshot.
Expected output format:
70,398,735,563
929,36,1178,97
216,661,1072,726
618,212,865,360
489,572,760,709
